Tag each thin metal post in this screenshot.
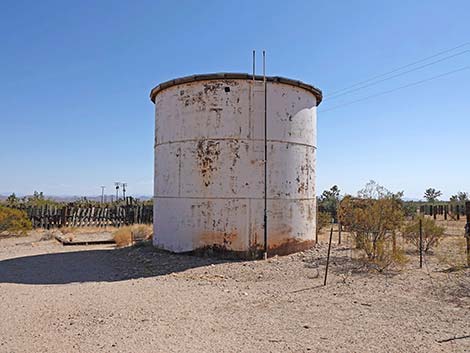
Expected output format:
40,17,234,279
324,225,334,286
419,218,423,269
263,50,268,259
465,201,470,267
101,186,105,204
252,50,256,80
338,220,342,245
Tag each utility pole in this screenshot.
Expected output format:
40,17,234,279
101,186,105,204
122,183,127,201
114,182,121,202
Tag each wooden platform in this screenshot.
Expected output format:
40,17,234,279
54,232,115,246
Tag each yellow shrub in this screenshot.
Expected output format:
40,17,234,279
0,206,32,236
113,225,152,247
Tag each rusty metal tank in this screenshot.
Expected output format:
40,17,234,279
150,73,322,257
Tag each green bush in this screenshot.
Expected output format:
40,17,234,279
316,211,332,234
0,206,32,235
402,216,444,253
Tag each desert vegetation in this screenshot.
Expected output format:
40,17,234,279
402,216,445,253
113,224,153,247
318,181,470,272
0,205,32,235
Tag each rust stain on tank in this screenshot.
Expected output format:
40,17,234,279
269,238,315,256
197,231,238,249
196,140,220,187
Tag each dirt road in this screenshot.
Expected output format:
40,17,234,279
0,232,468,352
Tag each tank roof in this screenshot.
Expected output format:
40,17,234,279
150,73,322,105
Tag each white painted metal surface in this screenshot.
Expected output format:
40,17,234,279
151,73,322,256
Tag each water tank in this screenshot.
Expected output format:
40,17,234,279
150,73,322,257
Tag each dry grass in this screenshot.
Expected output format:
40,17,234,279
435,236,468,270
113,225,153,247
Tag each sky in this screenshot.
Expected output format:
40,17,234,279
1,0,469,200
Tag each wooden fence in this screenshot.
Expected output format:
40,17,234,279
419,203,466,220
21,204,153,229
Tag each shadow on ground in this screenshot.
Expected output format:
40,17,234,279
0,244,235,285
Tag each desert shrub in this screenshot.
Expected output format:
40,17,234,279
113,225,152,247
113,226,133,247
316,211,332,234
0,205,32,235
402,216,444,253
131,224,152,241
339,194,405,271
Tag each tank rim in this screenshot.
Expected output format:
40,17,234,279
150,72,322,105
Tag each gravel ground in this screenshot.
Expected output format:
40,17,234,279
0,231,469,353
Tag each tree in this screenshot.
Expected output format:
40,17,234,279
423,188,442,203
318,185,341,220
25,191,59,207
402,217,444,253
358,180,389,199
5,193,19,207
450,192,468,203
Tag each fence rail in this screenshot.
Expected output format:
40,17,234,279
20,205,153,229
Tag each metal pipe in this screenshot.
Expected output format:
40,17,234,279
263,50,268,259
252,50,255,81
465,201,470,267
419,218,423,268
324,225,334,286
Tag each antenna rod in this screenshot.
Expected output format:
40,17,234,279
263,49,268,259
252,50,256,80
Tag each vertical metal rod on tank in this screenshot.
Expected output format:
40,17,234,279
252,50,255,80
263,50,268,259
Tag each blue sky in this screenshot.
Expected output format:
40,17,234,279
1,0,469,200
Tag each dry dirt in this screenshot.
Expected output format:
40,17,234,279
0,230,469,353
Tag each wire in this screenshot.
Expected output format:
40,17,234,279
327,42,470,96
319,66,470,113
326,49,470,100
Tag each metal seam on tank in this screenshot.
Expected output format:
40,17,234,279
155,139,317,149
154,196,317,201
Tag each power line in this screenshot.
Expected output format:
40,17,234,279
326,49,470,100
327,42,470,96
319,66,470,113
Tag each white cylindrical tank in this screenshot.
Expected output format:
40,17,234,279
150,73,322,257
